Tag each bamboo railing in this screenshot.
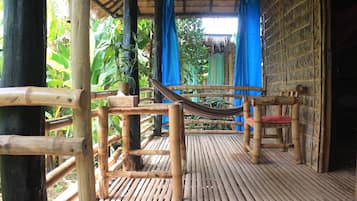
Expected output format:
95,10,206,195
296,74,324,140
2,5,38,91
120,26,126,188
0,86,94,200
97,98,186,201
45,89,155,200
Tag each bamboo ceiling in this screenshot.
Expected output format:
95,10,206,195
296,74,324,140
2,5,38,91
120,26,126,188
92,0,240,18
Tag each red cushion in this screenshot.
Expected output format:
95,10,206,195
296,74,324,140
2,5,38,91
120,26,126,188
247,115,291,124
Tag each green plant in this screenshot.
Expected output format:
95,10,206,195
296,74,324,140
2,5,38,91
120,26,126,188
177,18,208,85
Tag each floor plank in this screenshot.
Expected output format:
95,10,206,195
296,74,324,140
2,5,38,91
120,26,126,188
101,135,355,201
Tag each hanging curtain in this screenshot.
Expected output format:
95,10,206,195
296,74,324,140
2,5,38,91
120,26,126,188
162,0,180,87
162,0,180,124
234,0,262,129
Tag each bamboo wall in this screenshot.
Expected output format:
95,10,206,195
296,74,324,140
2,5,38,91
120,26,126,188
261,0,322,171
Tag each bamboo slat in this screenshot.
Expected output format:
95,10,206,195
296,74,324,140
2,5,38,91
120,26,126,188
109,104,169,115
107,170,172,178
129,149,170,156
184,130,242,135
168,85,265,92
46,157,76,187
249,96,298,106
0,87,83,108
91,90,117,100
45,115,73,131
0,135,85,155
180,93,246,99
185,119,240,125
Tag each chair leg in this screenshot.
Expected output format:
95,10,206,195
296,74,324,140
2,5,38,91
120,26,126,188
243,101,250,152
292,104,301,164
243,122,250,152
276,128,287,152
251,106,262,164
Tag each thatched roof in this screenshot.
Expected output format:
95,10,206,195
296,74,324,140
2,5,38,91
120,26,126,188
92,0,239,18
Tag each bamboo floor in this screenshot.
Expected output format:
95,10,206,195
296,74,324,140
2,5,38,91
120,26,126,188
101,135,355,201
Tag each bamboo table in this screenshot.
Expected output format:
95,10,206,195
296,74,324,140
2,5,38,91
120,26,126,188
98,103,186,201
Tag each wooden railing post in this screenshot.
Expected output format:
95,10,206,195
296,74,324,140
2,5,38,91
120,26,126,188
178,103,186,173
252,105,262,164
243,97,250,152
98,106,109,198
70,0,96,200
169,103,183,201
122,114,132,170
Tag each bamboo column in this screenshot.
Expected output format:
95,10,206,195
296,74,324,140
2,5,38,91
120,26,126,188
178,103,186,173
98,106,109,198
251,105,262,164
70,1,96,200
291,103,301,164
169,103,183,201
243,97,250,152
122,114,132,170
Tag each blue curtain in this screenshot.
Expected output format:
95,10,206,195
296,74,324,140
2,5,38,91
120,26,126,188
162,0,181,124
162,0,180,87
234,0,262,130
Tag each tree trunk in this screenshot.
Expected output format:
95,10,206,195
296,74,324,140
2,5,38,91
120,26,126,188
0,1,47,201
123,0,142,170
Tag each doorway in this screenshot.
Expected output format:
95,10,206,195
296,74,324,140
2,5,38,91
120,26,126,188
329,1,357,170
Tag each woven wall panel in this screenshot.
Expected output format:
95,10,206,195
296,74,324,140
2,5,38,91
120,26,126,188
262,0,322,171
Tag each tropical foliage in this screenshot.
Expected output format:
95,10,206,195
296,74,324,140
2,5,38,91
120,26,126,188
177,18,208,85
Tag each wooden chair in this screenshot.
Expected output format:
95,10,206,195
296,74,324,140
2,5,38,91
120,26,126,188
242,95,302,164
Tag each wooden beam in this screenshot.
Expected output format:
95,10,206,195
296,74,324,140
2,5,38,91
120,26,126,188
0,87,83,108
70,1,96,201
107,170,172,178
0,135,85,155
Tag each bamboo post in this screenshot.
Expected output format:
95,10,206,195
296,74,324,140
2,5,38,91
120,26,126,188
291,103,301,164
178,103,186,173
70,1,96,200
168,103,183,201
251,105,262,164
98,106,109,199
122,114,132,170
243,97,250,152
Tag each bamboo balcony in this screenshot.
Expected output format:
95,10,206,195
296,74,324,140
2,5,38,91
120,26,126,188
97,135,355,201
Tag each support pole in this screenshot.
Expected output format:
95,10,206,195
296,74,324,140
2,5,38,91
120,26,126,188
70,1,96,200
169,103,183,201
98,106,109,199
123,0,142,170
251,105,262,164
153,0,163,136
0,1,47,200
243,98,250,152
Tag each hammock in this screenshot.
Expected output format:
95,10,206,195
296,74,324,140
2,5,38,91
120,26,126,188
150,79,243,118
